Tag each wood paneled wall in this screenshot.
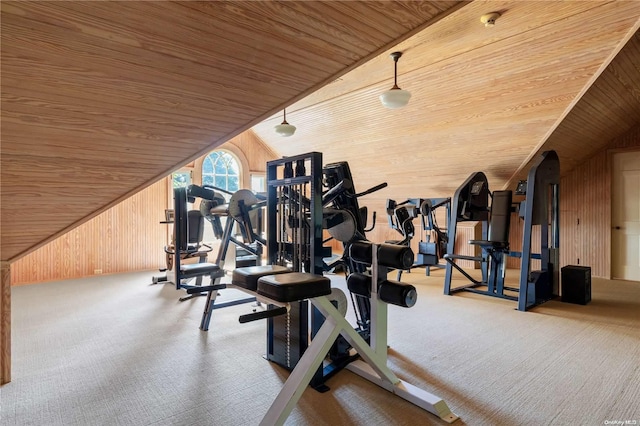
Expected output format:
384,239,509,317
1,262,10,384
10,132,278,286
505,125,640,277
557,125,640,278
10,124,637,285
234,131,279,174
10,179,168,285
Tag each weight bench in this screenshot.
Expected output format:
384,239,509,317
233,258,457,425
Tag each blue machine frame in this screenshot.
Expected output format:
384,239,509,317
443,150,560,311
517,150,560,311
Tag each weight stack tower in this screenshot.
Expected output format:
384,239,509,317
265,152,324,370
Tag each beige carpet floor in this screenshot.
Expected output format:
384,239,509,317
1,268,639,425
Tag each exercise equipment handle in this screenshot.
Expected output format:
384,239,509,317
353,182,388,198
363,211,377,233
239,307,288,323
322,179,353,207
188,184,218,200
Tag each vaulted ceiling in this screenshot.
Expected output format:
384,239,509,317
1,1,639,263
253,1,640,200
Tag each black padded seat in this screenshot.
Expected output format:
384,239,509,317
179,263,222,279
257,272,331,303
232,265,290,291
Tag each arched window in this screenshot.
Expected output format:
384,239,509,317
202,150,240,197
200,150,242,243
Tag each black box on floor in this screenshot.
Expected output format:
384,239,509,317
561,265,591,305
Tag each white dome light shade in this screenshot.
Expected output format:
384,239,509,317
380,87,412,109
380,51,411,109
274,108,296,136
275,122,296,137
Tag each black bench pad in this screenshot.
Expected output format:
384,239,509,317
257,272,331,303
180,262,222,279
232,265,290,291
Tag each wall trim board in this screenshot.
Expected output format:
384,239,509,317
1,261,11,384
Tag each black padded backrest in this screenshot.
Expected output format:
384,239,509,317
174,187,188,253
394,207,415,239
488,190,512,243
187,210,204,244
454,173,490,222
322,161,366,235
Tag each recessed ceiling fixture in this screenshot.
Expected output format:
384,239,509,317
274,109,296,137
379,51,411,109
480,12,501,27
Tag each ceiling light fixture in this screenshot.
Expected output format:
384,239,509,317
480,12,501,27
274,109,296,137
379,51,411,109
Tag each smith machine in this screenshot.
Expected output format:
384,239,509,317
443,150,560,311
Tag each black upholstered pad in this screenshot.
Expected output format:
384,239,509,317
257,272,331,303
179,263,222,279
232,265,290,291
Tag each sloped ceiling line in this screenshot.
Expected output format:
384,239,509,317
1,1,464,262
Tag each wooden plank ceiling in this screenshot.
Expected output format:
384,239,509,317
252,1,640,204
1,0,463,262
509,29,640,186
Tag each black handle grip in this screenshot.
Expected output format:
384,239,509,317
239,307,288,324
354,182,388,198
322,179,353,207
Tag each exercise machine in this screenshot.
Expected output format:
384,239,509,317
386,197,451,278
443,150,560,311
515,150,560,311
166,184,267,309
243,241,457,425
196,186,268,329
170,186,226,301
321,161,387,344
184,152,458,424
182,152,457,425
151,206,218,289
443,174,513,300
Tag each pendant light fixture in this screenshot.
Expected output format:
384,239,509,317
274,109,296,137
379,51,411,109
